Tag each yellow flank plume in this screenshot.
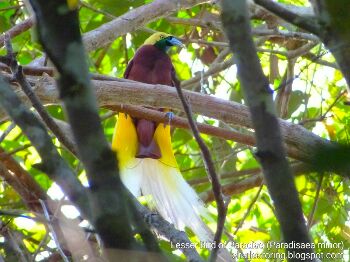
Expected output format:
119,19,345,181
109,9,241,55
143,32,171,45
153,124,178,168
112,112,178,169
111,113,138,169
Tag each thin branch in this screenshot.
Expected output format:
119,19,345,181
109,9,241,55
0,62,130,81
80,1,115,20
174,82,228,261
302,52,338,69
257,41,318,60
201,162,313,202
0,144,32,156
189,167,260,186
0,122,15,143
167,16,320,42
0,5,24,12
253,0,321,36
39,200,69,262
181,56,234,89
299,90,346,126
201,174,263,203
82,0,209,52
252,28,319,42
0,17,35,48
0,73,92,226
233,185,263,235
0,222,28,262
2,34,77,155
0,147,47,212
133,200,203,262
224,233,249,262
307,174,324,230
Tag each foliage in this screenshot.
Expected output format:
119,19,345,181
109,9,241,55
0,0,349,261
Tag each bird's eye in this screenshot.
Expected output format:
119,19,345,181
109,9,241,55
160,35,165,39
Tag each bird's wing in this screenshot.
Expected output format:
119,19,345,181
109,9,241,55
124,58,134,79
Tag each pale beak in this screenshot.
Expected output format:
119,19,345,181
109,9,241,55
167,37,185,48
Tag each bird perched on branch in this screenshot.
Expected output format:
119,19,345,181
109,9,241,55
111,32,212,241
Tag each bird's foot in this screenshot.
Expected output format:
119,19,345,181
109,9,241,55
164,111,174,127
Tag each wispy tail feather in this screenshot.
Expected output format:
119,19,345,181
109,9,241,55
121,158,234,261
121,158,212,241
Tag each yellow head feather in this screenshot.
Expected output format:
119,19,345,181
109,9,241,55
143,32,171,45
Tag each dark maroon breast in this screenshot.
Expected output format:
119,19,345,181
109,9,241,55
126,45,174,86
123,45,174,159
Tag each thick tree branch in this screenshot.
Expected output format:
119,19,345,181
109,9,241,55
0,74,92,225
108,104,256,147
221,0,315,260
27,0,158,252
0,147,47,212
21,75,350,175
1,34,77,156
83,0,210,52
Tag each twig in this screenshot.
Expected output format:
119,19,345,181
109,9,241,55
233,184,263,235
100,111,117,121
39,200,69,262
0,17,35,48
201,175,262,203
0,223,28,262
189,167,260,186
307,174,324,230
0,62,130,81
132,199,203,262
299,90,346,126
253,0,320,36
0,122,15,143
182,58,234,89
287,42,318,59
1,144,32,156
80,1,115,20
0,5,24,12
257,41,318,60
2,34,77,156
224,232,249,262
0,147,47,212
32,232,50,262
201,161,314,202
0,209,45,223
302,52,338,69
174,83,228,261
167,16,319,41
